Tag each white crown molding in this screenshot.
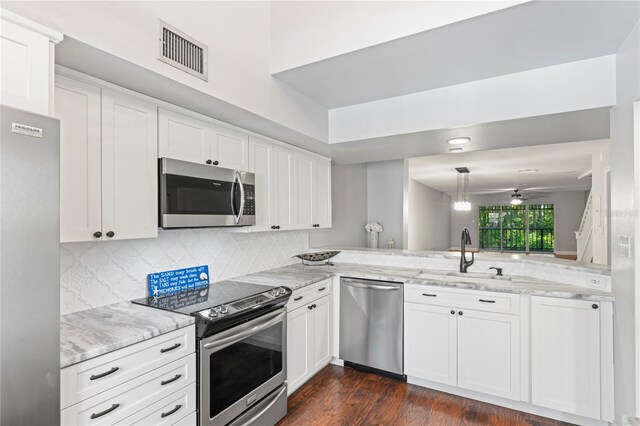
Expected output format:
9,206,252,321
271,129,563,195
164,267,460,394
0,8,63,43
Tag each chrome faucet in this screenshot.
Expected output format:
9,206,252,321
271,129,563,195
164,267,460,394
460,227,474,273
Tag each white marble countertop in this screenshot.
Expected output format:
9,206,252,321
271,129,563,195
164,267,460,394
62,257,612,368
60,302,194,368
312,246,612,275
232,262,614,301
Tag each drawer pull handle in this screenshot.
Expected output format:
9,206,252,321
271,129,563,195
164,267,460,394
89,367,119,381
160,343,181,353
90,403,120,419
479,299,496,303
422,293,437,297
161,373,182,386
160,404,183,418
318,287,326,292
294,296,303,301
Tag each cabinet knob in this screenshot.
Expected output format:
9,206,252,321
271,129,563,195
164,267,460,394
106,231,115,238
206,159,212,165
212,160,219,166
450,310,455,315
93,231,102,238
276,225,281,229
458,311,463,316
271,225,276,230
592,304,599,310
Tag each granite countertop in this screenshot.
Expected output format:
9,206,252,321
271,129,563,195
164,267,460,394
60,302,194,368
314,247,612,275
232,262,614,302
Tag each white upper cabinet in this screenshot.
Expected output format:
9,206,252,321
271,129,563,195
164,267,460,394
0,10,62,115
57,75,158,242
55,76,102,243
210,124,249,172
158,108,248,171
312,158,332,228
101,90,158,240
158,108,210,164
531,297,601,419
293,152,314,229
272,146,294,230
248,136,274,231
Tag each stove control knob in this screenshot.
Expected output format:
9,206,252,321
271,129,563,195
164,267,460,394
208,308,219,318
220,305,229,314
269,289,279,297
278,287,287,295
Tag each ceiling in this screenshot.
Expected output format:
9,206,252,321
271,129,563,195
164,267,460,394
273,1,639,108
408,139,608,195
330,107,610,164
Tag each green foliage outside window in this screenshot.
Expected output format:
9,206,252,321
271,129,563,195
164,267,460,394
479,204,554,252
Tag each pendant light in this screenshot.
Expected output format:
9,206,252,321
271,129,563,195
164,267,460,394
454,167,471,211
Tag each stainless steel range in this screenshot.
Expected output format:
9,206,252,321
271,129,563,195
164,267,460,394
133,281,291,426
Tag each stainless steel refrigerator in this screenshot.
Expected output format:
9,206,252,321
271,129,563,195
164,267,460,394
0,105,60,425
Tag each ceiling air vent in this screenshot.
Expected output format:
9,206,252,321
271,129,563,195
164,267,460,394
158,20,208,81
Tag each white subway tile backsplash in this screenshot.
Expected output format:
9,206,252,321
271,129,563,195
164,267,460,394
60,229,309,315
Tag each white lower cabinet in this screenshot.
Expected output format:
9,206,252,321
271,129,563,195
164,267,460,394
404,284,520,401
61,326,197,426
531,297,601,419
286,280,332,395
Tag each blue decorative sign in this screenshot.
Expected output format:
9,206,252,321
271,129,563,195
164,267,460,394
147,265,210,297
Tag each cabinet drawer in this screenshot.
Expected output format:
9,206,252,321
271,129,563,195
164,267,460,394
61,326,195,409
405,284,520,314
173,411,197,426
287,279,331,311
116,383,196,426
61,353,196,425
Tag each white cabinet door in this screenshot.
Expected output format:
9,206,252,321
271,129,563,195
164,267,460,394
457,309,520,401
210,124,249,172
101,90,158,241
0,18,51,115
311,295,332,371
55,76,102,242
293,152,313,229
404,303,457,386
158,108,210,165
248,137,273,231
312,158,331,228
286,305,311,395
531,297,601,419
272,146,293,230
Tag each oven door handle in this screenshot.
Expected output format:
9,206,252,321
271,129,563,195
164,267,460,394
203,310,285,351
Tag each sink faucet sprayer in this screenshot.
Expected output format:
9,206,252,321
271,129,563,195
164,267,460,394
460,227,474,273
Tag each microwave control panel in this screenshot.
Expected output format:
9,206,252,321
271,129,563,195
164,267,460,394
244,186,255,216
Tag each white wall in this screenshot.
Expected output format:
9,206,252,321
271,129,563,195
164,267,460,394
407,180,451,251
270,1,525,73
591,142,611,265
367,160,405,248
60,229,309,315
610,21,639,422
2,1,328,141
309,163,368,248
450,191,588,253
329,55,616,143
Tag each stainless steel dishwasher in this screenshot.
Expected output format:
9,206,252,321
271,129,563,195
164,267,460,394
339,277,404,377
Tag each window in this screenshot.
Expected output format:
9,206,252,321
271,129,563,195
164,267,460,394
479,204,554,252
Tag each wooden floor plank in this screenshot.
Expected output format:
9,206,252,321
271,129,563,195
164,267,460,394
278,365,570,426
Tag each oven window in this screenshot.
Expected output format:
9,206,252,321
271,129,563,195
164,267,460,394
209,322,283,418
164,174,233,215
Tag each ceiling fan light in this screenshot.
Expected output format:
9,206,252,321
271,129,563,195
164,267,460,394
510,198,523,205
447,137,471,145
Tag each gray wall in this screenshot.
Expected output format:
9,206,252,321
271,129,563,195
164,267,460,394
407,179,451,250
309,163,368,248
450,191,588,253
366,160,405,248
610,21,639,422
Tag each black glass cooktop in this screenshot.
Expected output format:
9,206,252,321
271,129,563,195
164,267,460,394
131,280,275,316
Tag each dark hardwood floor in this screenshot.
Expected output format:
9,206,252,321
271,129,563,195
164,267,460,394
278,365,571,426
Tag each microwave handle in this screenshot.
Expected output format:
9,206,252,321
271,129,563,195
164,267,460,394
236,171,245,225
230,172,240,224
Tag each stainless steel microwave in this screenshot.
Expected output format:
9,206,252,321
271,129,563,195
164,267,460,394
159,158,256,228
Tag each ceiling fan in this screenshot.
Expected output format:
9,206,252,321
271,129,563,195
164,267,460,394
497,189,538,205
